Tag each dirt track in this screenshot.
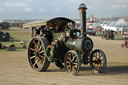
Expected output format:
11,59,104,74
0,36,128,85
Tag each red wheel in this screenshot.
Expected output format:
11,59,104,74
126,42,128,48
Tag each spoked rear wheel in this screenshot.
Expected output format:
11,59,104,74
90,49,107,73
64,50,81,76
28,37,50,72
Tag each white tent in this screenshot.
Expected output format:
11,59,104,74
101,19,128,32
115,19,128,27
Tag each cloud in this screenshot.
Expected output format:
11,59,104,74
54,9,60,12
69,0,74,2
23,8,33,12
111,5,128,8
5,2,26,7
111,0,128,8
0,0,128,19
39,8,46,12
0,8,4,12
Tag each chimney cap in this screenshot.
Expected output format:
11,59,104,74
79,3,87,9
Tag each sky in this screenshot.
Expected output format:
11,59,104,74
0,0,128,20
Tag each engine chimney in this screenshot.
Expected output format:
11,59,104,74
78,3,87,37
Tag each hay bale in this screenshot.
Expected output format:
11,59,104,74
19,41,24,45
7,44,16,51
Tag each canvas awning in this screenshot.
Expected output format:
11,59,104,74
23,17,75,28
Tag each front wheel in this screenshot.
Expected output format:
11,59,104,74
90,49,107,73
64,50,81,76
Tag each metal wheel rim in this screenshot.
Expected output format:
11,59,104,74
28,38,46,71
65,50,80,75
90,50,106,73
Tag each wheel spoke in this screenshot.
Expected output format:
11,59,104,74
66,60,70,63
94,53,98,60
40,55,44,59
100,61,104,66
95,64,99,70
67,65,71,72
37,40,40,49
39,59,43,64
39,50,44,54
36,61,40,67
98,52,100,59
37,59,43,67
33,40,38,49
72,66,77,73
96,52,99,59
73,62,78,65
33,40,36,45
67,55,72,61
100,56,104,60
39,44,43,51
33,59,39,67
30,48,36,51
99,53,102,58
30,56,36,59
93,63,96,67
72,55,76,62
93,57,97,61
95,52,97,57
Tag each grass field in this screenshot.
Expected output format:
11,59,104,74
0,28,32,52
1,28,32,42
96,31,124,40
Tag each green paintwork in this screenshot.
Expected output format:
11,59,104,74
65,39,75,49
53,33,65,41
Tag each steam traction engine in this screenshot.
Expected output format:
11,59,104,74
24,3,107,75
